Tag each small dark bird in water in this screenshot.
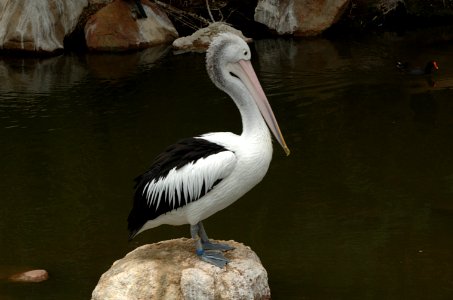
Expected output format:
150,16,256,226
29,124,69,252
396,60,439,75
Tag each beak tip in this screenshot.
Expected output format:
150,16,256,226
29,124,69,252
283,146,290,156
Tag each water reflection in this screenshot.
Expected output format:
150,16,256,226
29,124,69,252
253,36,453,299
0,55,86,95
0,46,171,130
1,35,453,299
86,45,170,80
0,45,170,94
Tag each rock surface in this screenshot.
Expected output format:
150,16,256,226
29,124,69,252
9,269,49,283
172,22,251,53
254,0,350,36
92,238,271,300
84,0,178,51
0,0,88,52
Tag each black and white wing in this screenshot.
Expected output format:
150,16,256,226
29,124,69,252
127,137,237,238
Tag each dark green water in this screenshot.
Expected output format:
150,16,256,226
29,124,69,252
1,33,453,299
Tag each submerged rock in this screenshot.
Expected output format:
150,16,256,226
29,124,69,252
91,238,270,300
0,0,88,53
9,269,49,283
84,0,178,51
254,0,349,36
172,22,251,53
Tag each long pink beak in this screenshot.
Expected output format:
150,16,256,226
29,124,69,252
236,59,290,156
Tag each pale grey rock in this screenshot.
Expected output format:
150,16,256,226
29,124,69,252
180,268,215,299
254,0,350,36
172,22,252,53
0,0,88,52
92,238,271,300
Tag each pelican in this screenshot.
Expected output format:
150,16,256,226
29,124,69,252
127,32,290,268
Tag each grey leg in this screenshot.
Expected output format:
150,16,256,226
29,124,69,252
198,221,235,251
190,223,230,268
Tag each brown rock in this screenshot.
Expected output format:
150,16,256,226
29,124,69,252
254,0,350,36
84,0,178,51
9,269,49,283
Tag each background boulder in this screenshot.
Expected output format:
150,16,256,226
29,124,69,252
0,0,88,52
254,0,350,36
84,0,178,51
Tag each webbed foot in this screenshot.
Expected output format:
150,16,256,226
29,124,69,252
197,249,230,268
190,222,233,268
202,241,235,251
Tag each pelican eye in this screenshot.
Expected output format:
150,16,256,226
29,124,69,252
244,50,248,56
229,72,239,79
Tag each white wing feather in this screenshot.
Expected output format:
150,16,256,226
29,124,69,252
143,151,237,209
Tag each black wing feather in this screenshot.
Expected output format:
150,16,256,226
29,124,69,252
127,137,227,238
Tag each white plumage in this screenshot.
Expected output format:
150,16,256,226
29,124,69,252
128,33,289,267
143,148,237,210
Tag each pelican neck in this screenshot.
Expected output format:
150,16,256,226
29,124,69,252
234,92,271,143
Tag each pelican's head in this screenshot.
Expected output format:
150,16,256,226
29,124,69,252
206,32,290,156
206,33,251,92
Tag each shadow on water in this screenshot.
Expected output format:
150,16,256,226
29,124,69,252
1,35,453,299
